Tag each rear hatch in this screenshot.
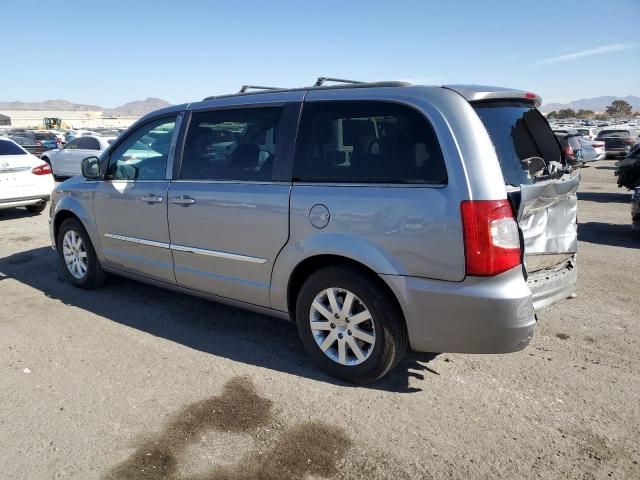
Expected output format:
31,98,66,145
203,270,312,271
598,130,635,151
473,101,579,309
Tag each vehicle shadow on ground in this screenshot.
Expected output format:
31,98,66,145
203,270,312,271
0,208,42,221
594,165,618,171
578,222,639,248
0,246,440,393
577,191,632,204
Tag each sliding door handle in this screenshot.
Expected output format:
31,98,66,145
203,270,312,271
171,196,196,206
139,194,164,204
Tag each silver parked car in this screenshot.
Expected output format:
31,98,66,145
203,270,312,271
49,80,579,383
42,135,115,178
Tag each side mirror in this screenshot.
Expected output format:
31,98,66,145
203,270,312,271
81,156,101,179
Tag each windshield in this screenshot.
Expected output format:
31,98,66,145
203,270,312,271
0,139,27,155
474,102,562,185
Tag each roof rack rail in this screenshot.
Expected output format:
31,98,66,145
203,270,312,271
202,78,413,101
238,85,283,93
314,77,365,87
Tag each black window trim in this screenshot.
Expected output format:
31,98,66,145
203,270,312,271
291,99,448,188
172,101,302,184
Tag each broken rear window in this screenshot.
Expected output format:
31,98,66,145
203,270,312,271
474,101,562,186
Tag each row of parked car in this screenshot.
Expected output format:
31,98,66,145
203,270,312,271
550,124,640,163
0,127,124,179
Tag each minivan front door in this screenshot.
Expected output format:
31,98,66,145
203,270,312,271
93,115,179,284
167,103,300,307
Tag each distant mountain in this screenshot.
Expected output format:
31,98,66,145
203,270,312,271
0,97,171,116
540,95,640,113
105,98,171,116
0,99,103,111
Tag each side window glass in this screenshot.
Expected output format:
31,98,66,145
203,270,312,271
76,137,94,149
293,101,447,184
86,137,101,150
65,139,80,150
106,117,176,181
180,107,283,181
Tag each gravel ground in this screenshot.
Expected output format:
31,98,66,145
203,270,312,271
1,160,639,480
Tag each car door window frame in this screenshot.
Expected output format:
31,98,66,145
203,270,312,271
172,102,301,184
102,113,183,182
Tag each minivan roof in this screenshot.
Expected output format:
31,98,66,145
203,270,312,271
200,78,543,107
135,82,543,124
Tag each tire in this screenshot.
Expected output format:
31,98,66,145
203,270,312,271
25,202,47,214
295,266,408,384
57,218,107,289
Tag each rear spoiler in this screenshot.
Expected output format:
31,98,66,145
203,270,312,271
443,84,542,108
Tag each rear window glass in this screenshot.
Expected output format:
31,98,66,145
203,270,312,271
598,130,630,138
474,102,562,185
0,139,27,155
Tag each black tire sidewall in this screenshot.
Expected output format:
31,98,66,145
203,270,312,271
295,267,405,383
57,219,103,288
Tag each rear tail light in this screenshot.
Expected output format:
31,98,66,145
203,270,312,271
460,200,521,276
31,163,52,175
564,144,574,157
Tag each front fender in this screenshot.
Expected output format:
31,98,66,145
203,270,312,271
50,182,102,261
269,232,404,312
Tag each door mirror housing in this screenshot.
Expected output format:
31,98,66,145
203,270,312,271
81,156,101,179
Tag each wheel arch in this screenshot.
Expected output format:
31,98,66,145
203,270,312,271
285,254,406,328
52,210,83,248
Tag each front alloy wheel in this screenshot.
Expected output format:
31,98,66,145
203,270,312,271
57,218,106,289
62,229,88,279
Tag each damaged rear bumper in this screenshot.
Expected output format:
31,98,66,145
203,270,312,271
527,257,577,310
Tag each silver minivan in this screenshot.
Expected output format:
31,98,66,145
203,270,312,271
49,79,579,383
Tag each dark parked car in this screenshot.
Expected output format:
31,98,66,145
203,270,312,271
614,144,640,230
8,130,58,157
596,128,639,158
554,131,583,164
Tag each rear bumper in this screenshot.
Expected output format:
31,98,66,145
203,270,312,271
527,258,577,310
605,148,631,156
381,268,536,354
0,194,50,210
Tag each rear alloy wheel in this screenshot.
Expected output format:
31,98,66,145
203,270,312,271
57,218,106,289
296,266,407,384
309,287,376,366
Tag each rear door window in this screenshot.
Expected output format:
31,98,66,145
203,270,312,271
474,102,562,185
293,101,447,184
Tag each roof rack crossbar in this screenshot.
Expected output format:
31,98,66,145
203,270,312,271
314,77,365,87
238,85,283,94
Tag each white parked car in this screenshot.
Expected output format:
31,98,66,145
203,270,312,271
575,127,598,140
0,137,55,214
42,136,115,178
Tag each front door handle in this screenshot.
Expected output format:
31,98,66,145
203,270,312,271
139,194,164,204
171,195,196,206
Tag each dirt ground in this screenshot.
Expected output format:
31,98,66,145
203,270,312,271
1,160,639,480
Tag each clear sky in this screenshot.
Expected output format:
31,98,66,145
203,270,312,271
2,0,638,107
